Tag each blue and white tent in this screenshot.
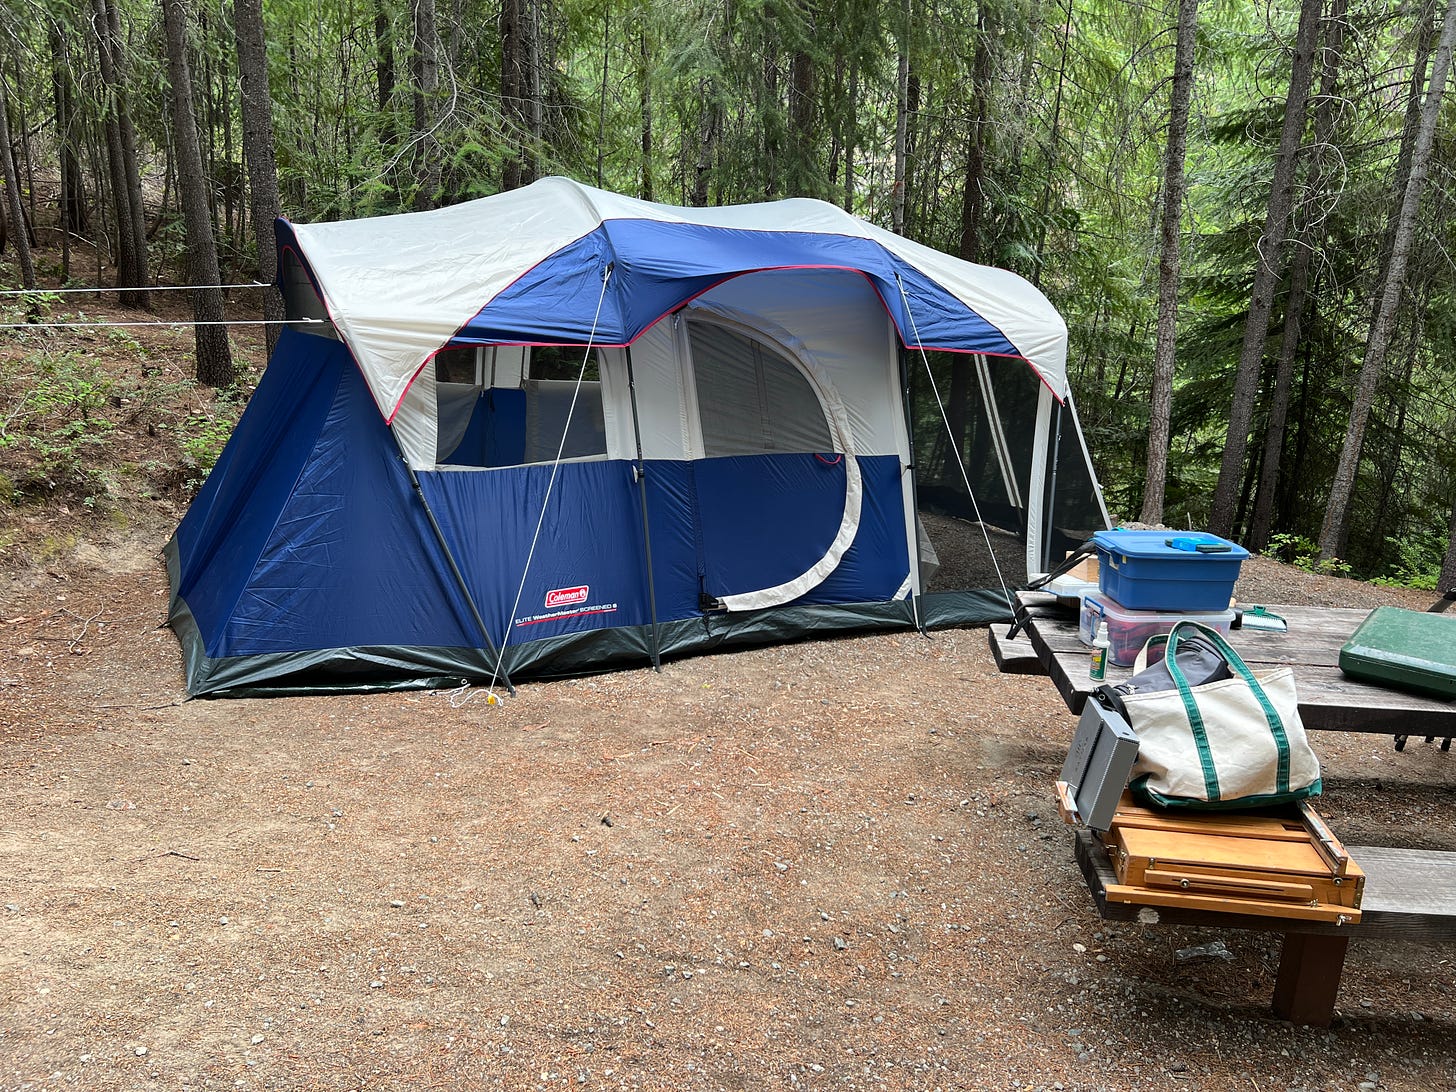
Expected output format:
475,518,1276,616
167,177,1107,696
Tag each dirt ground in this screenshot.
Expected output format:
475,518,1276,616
1,498,1453,1092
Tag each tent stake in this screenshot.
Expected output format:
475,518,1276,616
404,461,516,696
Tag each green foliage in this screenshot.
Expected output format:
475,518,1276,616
0,350,117,499
177,401,241,485
1264,533,1352,579
1371,531,1446,591
0,342,242,506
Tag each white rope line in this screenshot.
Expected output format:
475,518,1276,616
0,318,322,330
893,273,1015,608
483,263,614,705
0,283,270,296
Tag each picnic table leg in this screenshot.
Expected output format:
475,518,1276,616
1272,932,1349,1026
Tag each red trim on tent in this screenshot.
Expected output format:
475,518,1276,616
280,213,1062,424
382,262,1061,421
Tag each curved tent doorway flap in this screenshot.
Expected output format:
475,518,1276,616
683,307,865,613
168,178,1107,696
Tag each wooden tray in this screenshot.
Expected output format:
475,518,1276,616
1096,795,1363,924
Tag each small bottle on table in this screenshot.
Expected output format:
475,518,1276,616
1089,621,1110,682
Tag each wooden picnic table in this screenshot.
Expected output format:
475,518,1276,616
1000,591,1456,738
992,590,1456,1025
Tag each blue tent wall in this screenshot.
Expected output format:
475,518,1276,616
168,337,994,697
167,330,496,694
693,454,847,599
792,457,909,605
170,327,340,639
415,461,654,656
690,454,908,605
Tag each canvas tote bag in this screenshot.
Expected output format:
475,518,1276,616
1105,620,1322,809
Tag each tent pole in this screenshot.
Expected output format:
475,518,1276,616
1044,403,1064,576
624,347,664,671
404,461,516,696
898,345,929,638
1024,387,1055,580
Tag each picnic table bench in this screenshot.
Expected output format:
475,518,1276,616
995,591,1456,1025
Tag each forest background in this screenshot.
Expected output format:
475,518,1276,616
0,0,1453,589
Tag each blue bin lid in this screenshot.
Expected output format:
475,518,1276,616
1092,529,1250,562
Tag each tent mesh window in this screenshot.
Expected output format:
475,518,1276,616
435,346,477,384
688,322,832,456
522,347,606,463
433,345,608,468
1045,400,1105,565
908,352,1104,588
434,347,484,464
278,250,336,337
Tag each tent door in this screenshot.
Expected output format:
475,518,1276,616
682,313,862,613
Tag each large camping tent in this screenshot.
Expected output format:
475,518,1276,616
167,176,1108,696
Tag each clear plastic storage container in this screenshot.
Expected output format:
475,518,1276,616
1078,593,1236,668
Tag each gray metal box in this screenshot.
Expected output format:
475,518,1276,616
1059,700,1140,831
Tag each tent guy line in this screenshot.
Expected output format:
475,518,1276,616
0,318,323,329
0,283,272,295
483,262,616,705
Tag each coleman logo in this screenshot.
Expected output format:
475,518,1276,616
545,585,590,608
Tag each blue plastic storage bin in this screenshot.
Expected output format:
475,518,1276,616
1092,529,1248,612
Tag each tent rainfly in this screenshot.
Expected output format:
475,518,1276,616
167,176,1108,697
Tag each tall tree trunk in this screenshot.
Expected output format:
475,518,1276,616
842,61,857,212
412,0,439,209
892,0,910,234
91,0,141,304
958,0,991,263
234,0,283,353
1032,0,1072,289
596,4,609,188
693,76,716,207
1207,0,1322,538
1248,0,1348,550
757,40,781,198
1366,317,1421,560
1317,0,1456,561
526,0,543,182
86,124,106,281
11,57,37,235
105,0,152,306
51,23,73,281
788,3,816,198
1441,498,1456,595
1140,0,1200,526
943,4,995,494
501,0,524,190
903,72,920,234
0,69,37,290
1370,0,1439,306
639,20,653,200
200,7,218,228
50,20,88,248
374,0,397,150
163,0,235,388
